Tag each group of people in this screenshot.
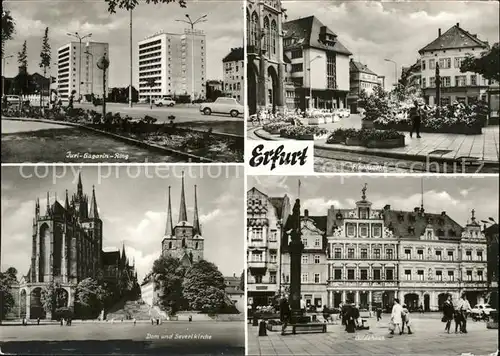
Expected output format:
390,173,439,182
390,299,413,335
442,293,472,334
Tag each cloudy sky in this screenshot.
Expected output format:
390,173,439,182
2,0,243,86
249,175,499,226
1,165,244,281
284,0,500,88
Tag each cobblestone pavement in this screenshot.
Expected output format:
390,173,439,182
248,313,498,355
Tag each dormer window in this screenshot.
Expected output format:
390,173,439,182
448,229,456,237
437,229,445,237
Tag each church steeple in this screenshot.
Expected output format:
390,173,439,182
65,189,70,210
77,172,83,198
46,192,50,215
165,186,173,236
89,185,99,219
193,184,201,235
178,171,187,222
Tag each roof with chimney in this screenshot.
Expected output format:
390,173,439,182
283,16,352,55
419,23,489,53
223,47,244,62
350,60,378,76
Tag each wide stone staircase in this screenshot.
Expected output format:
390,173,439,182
106,299,153,320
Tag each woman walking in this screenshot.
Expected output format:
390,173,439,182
390,298,403,335
443,295,455,333
401,304,413,334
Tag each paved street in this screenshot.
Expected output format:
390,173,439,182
248,313,498,355
0,321,244,355
75,102,243,124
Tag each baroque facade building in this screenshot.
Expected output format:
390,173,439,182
16,174,136,319
247,186,489,311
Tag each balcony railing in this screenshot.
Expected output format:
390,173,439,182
328,280,398,288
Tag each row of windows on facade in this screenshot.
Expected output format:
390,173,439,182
431,96,486,106
248,227,278,240
249,245,484,262
422,75,484,88
247,14,278,56
139,55,205,67
224,63,241,73
251,269,485,285
138,47,205,61
422,57,471,71
225,83,242,91
139,37,204,48
138,78,205,88
290,55,336,74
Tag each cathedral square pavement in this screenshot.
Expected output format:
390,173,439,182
247,313,498,355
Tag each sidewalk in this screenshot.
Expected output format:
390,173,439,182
247,315,498,355
253,115,500,165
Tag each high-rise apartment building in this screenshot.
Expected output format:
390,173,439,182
138,29,206,102
57,42,109,101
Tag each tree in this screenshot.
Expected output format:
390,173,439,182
1,10,15,57
0,267,18,320
75,278,108,318
39,27,51,106
40,282,68,318
104,0,186,13
239,270,244,291
17,40,27,69
461,42,500,83
152,256,186,315
182,260,226,312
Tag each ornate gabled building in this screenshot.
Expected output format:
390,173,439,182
246,0,287,114
246,187,290,307
161,172,204,267
248,185,490,312
17,174,137,319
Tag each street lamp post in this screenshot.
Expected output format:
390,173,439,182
129,9,133,108
308,55,320,110
384,58,398,89
176,14,207,103
2,54,13,96
67,32,92,101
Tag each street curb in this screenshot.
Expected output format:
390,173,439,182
2,118,215,162
253,128,499,168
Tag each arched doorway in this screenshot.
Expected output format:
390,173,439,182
19,289,27,319
438,293,450,311
247,62,258,115
333,292,341,308
267,65,279,113
30,287,45,319
404,293,419,312
424,294,430,312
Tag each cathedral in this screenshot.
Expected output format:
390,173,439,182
161,172,204,266
16,174,137,319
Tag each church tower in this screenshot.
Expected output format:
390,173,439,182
161,172,204,266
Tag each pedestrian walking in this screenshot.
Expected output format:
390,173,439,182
345,305,356,333
279,295,291,336
133,318,136,326
457,293,472,333
376,307,382,321
401,304,413,334
443,295,454,333
390,299,403,335
409,100,422,138
68,92,74,110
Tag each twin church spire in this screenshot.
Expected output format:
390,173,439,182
165,171,201,236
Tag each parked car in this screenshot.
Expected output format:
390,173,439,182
199,97,243,117
3,95,29,107
471,303,496,316
155,97,175,107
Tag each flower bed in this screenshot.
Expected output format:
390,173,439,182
279,125,329,140
326,128,405,148
1,107,243,162
372,102,486,135
262,122,292,135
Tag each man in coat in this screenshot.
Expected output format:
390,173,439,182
280,296,291,336
443,294,455,333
